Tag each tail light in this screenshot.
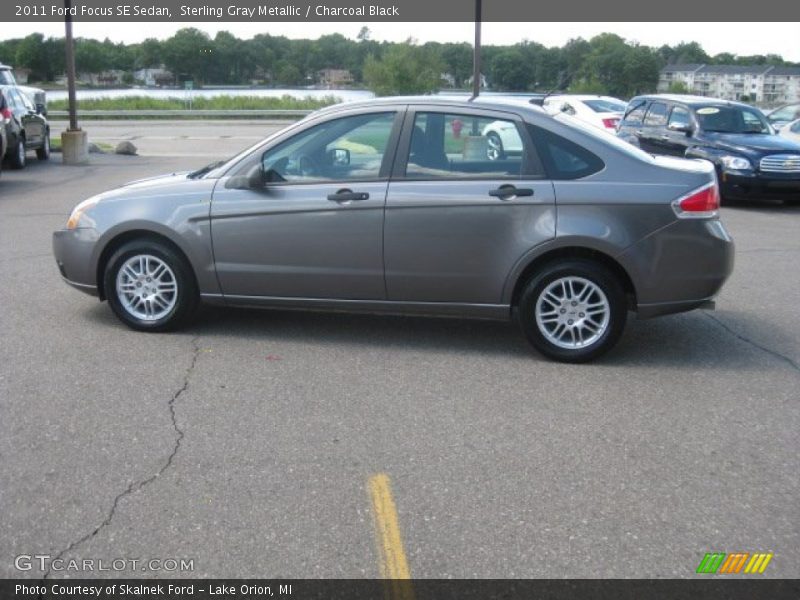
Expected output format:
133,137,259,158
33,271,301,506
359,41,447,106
1,107,11,122
602,118,619,129
672,182,720,218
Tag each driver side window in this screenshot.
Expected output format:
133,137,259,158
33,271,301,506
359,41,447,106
259,111,396,184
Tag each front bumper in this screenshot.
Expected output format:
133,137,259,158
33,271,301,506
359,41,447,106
720,169,800,201
52,228,100,297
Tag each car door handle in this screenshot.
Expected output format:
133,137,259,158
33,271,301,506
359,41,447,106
635,130,644,136
661,134,670,140
327,189,370,203
488,185,534,199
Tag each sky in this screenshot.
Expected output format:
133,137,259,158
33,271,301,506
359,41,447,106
4,22,800,61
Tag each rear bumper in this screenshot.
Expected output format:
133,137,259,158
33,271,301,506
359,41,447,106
619,218,734,319
720,170,800,201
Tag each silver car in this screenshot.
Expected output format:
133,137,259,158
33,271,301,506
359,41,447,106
53,97,734,362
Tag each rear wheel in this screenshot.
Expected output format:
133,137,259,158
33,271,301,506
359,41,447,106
518,259,627,362
486,131,505,161
104,239,198,332
36,133,50,160
10,135,26,169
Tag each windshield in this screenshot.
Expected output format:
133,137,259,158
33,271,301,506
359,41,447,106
0,70,16,85
584,99,626,113
694,105,770,134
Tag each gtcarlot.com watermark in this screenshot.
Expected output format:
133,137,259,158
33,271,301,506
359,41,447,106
15,554,194,573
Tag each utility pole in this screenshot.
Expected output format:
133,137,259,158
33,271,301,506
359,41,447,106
61,0,89,164
471,0,482,100
63,0,78,131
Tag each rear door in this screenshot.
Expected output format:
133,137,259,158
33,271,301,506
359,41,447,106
383,106,556,304
12,89,44,147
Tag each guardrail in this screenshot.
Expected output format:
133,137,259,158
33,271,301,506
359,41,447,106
47,108,315,119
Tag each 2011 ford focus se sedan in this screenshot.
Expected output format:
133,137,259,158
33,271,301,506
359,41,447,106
53,97,734,362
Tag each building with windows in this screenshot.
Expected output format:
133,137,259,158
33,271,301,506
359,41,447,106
659,64,800,105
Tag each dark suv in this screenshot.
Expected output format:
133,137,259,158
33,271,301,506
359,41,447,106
1,84,50,169
617,94,800,203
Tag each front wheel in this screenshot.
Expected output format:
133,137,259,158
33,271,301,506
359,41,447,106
518,260,627,362
104,239,198,332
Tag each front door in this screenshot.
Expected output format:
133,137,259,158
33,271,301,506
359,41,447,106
210,110,401,300
384,108,556,305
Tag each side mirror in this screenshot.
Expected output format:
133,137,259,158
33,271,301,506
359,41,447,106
327,147,350,166
560,103,574,115
36,103,47,116
668,122,693,135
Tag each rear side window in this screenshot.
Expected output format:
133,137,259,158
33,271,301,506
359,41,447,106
404,112,535,179
622,102,647,125
527,125,605,180
644,102,668,126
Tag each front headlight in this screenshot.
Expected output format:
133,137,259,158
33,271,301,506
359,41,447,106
66,198,99,229
720,155,753,171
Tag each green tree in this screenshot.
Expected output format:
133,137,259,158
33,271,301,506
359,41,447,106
363,42,443,96
489,46,532,91
162,28,212,84
668,81,690,93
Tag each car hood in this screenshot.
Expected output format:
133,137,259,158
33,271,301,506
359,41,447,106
123,172,191,188
699,132,800,156
85,171,211,208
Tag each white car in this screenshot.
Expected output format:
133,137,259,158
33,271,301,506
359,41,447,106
543,95,627,132
779,118,800,143
0,63,47,113
480,119,523,160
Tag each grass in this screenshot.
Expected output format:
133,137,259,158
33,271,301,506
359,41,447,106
47,94,341,112
49,137,115,153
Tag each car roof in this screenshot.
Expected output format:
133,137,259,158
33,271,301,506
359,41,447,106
316,95,549,116
630,94,755,109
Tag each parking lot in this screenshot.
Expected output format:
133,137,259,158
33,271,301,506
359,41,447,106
0,136,798,579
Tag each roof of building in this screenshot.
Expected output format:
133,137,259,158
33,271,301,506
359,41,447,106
662,63,800,76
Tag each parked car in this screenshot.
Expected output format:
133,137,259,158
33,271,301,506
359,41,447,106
766,103,800,131
1,84,50,168
779,119,800,144
617,94,800,203
0,63,47,114
53,96,733,362
543,95,627,132
0,93,6,179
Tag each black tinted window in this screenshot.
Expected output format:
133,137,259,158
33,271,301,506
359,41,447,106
644,103,668,126
622,102,647,125
527,125,604,180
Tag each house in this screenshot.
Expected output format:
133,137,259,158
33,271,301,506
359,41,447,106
133,67,174,87
659,64,800,104
317,69,354,88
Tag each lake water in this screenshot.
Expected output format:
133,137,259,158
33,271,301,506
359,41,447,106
46,87,375,102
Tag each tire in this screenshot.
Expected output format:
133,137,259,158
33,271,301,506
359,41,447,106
104,239,199,332
9,135,26,169
517,259,627,362
36,133,50,161
486,131,505,161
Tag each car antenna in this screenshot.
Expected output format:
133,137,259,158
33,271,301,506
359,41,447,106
536,72,572,105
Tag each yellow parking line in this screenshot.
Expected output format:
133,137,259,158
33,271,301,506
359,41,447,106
368,473,414,600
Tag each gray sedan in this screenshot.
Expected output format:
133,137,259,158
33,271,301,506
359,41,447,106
53,97,734,362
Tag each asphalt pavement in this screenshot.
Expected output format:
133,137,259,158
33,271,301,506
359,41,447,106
0,143,798,579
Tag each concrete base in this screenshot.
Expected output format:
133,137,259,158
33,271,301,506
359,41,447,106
61,129,89,165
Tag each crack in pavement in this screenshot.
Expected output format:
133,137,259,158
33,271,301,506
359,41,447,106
704,312,800,375
41,337,201,580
